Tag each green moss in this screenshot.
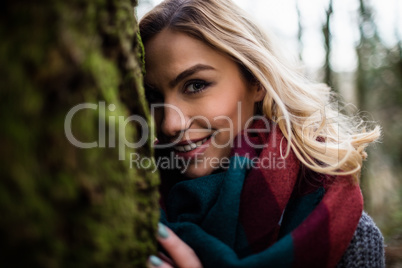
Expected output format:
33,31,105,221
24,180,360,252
0,0,159,267
85,52,121,103
137,31,146,77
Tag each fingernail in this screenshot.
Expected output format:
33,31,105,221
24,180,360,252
158,222,169,239
149,255,162,267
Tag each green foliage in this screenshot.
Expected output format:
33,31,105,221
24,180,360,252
0,0,159,267
355,1,402,254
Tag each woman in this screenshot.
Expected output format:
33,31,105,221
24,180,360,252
140,0,385,267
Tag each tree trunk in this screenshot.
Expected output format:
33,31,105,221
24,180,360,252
322,0,333,89
295,0,303,62
0,0,159,267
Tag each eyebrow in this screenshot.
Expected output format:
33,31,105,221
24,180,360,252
169,64,215,88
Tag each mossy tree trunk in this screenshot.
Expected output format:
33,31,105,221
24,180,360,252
0,0,159,267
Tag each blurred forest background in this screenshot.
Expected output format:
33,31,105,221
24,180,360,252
138,0,402,266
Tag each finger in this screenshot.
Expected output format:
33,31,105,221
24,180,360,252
148,255,173,268
157,223,202,268
157,252,175,267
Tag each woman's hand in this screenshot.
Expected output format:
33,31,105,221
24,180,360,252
148,223,203,268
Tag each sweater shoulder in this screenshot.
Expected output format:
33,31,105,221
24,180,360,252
337,211,385,268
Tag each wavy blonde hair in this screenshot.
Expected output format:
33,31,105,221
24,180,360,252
139,0,381,182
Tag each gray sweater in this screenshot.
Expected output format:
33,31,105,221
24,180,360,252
337,212,385,267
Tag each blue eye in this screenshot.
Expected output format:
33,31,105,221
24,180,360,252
185,80,209,94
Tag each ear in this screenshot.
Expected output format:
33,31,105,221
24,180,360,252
254,83,266,102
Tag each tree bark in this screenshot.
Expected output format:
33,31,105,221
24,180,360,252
295,0,303,62
322,0,333,89
0,0,159,267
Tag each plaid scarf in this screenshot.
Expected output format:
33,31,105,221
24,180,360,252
158,119,363,268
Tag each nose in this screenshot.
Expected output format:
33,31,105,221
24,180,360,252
160,100,188,138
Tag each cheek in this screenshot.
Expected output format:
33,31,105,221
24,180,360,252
201,92,252,132
212,87,253,119
201,96,239,125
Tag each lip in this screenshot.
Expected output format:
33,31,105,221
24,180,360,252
174,135,213,160
174,135,211,146
157,135,211,146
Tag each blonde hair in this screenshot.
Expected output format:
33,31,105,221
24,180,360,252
139,0,381,182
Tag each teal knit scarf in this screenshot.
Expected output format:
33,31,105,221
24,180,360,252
158,120,363,267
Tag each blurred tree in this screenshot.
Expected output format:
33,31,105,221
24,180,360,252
356,0,402,188
322,0,334,90
295,0,303,62
356,0,402,265
0,0,159,267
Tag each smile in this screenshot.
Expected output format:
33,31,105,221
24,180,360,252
174,136,211,152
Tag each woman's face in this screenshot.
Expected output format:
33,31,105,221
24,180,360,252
144,29,264,178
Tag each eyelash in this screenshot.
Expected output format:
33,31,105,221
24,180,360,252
144,80,211,103
184,80,211,94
